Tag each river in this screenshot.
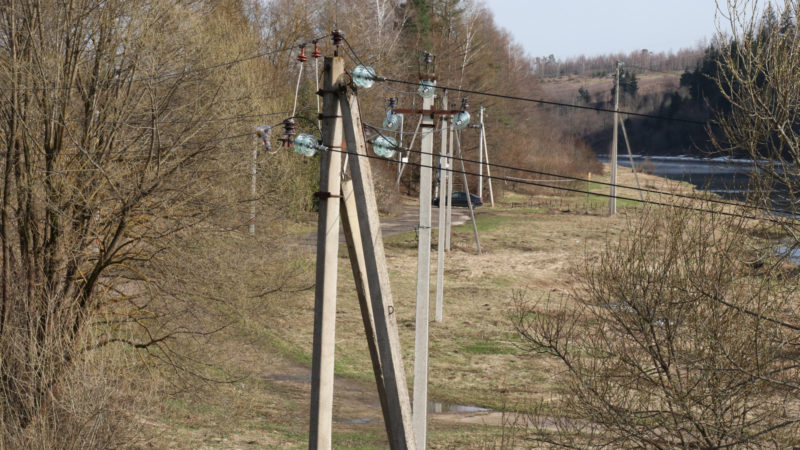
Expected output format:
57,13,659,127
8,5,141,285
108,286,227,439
597,154,754,201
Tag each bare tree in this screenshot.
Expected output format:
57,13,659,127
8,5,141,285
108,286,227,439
711,0,800,242
513,203,800,447
0,0,269,443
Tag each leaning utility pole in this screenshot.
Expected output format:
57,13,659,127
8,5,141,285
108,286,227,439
308,55,345,449
455,129,481,255
478,108,484,200
480,107,495,207
445,123,454,251
620,119,645,205
304,40,416,448
609,61,621,215
341,93,416,449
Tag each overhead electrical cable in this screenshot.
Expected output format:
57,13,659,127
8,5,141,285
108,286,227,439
2,34,331,92
362,124,775,215
379,77,708,125
324,146,770,221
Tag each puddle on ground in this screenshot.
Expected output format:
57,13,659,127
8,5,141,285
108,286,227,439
429,401,492,414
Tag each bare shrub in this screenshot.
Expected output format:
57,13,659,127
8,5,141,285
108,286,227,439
1,318,153,449
513,203,800,447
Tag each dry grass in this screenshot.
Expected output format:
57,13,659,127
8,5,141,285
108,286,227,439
128,165,705,448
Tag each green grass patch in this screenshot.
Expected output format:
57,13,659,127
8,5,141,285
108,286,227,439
453,213,517,233
383,230,418,249
332,430,385,449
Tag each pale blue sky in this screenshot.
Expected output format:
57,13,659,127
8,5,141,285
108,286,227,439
484,1,723,59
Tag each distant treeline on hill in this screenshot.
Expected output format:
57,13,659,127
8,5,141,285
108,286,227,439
534,47,706,78
574,5,796,159
570,45,738,158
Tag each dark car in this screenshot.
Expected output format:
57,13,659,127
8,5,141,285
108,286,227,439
432,192,483,208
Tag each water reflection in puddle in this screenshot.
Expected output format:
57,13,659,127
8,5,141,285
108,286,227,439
429,401,492,414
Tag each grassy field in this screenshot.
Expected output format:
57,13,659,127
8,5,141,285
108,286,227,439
140,166,697,448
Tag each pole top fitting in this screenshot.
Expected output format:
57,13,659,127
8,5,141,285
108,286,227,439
332,30,344,47
255,125,272,151
419,51,436,80
297,44,308,62
280,118,297,148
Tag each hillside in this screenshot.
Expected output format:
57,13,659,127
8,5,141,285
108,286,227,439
537,70,716,157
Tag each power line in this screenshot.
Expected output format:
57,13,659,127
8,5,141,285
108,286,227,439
380,78,708,126
1,35,330,93
5,109,306,128
338,35,706,125
324,146,769,221
362,124,773,215
37,118,768,217
13,120,787,220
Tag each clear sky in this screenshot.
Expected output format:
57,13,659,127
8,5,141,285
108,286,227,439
483,0,723,60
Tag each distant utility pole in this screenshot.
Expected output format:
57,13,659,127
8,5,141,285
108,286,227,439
250,139,258,236
412,89,435,450
455,128,481,255
253,125,272,236
620,119,646,207
478,108,484,200
445,123,454,250
478,106,494,207
435,90,448,324
609,61,621,215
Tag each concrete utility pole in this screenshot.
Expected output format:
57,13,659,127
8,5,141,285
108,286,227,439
308,56,345,450
341,93,416,448
412,90,435,450
480,108,495,208
478,108,484,200
250,138,258,236
609,61,621,215
396,116,421,187
455,131,481,255
435,91,448,324
445,124,454,251
620,119,646,207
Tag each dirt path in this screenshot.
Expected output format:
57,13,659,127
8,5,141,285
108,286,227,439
276,203,489,427
296,204,476,249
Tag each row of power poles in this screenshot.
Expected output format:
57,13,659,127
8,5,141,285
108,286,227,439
297,46,495,449
295,50,637,450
